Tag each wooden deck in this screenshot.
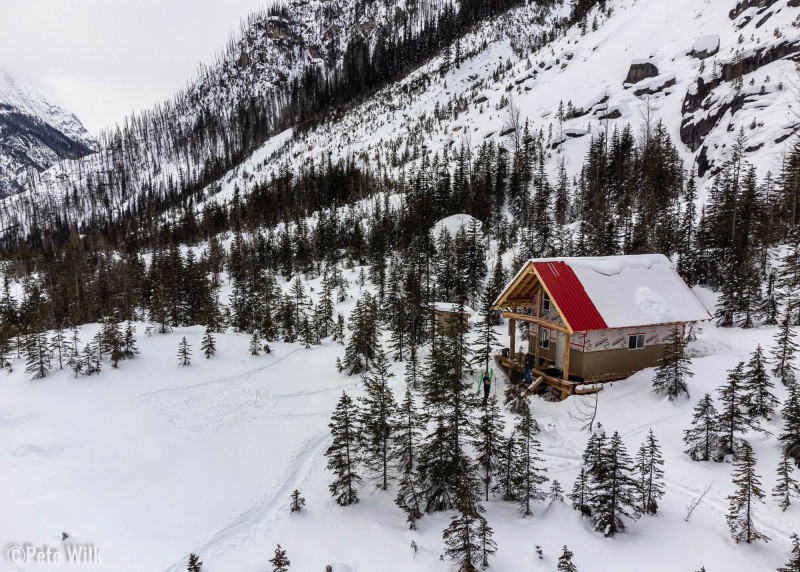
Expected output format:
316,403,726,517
495,354,614,399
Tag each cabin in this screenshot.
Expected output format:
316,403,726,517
492,254,712,399
431,302,475,334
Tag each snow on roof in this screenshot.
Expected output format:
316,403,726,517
432,302,476,316
499,255,712,331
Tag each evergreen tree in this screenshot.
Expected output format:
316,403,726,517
780,383,800,468
201,326,216,358
187,553,202,572
717,363,759,460
778,533,800,572
477,516,496,569
358,344,396,490
549,479,564,503
333,313,345,345
513,402,548,516
325,391,362,506
492,433,520,502
773,450,800,511
342,292,379,374
23,332,50,380
569,467,591,517
557,545,578,572
651,326,692,400
442,482,486,572
589,431,640,537
726,441,769,544
635,430,665,516
683,394,720,462
395,466,423,530
50,327,67,370
178,336,192,366
249,331,262,356
122,322,139,359
268,545,290,572
471,287,501,374
290,489,305,513
743,345,778,420
771,308,798,386
473,396,505,502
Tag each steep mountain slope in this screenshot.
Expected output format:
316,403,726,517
202,0,800,209
0,0,527,242
0,70,95,198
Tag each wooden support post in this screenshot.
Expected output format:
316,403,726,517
534,287,542,368
509,318,516,358
562,334,571,382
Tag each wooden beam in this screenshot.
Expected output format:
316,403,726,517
501,312,571,334
534,287,542,369
509,318,516,358
493,266,536,310
562,335,571,382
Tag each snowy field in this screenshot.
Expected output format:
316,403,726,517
0,275,797,572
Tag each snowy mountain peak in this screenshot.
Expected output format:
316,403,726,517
0,69,96,197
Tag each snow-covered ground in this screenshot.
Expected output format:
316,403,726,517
1,274,797,571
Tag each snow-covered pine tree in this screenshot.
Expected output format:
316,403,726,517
778,533,800,572
342,292,379,374
268,545,290,572
404,347,423,390
471,286,501,374
473,396,505,502
771,308,798,386
589,431,640,537
358,344,396,490
773,450,800,511
80,342,100,376
492,433,520,502
289,276,311,335
122,322,139,359
249,331,261,356
651,326,692,400
778,225,800,324
780,383,800,468
726,441,769,544
395,466,423,530
392,388,424,475
717,362,760,460
683,393,720,461
325,391,362,506
743,345,778,420
177,336,192,366
201,326,215,358
23,332,50,380
187,553,202,572
513,401,548,517
582,431,608,483
569,467,591,517
442,481,487,572
50,327,66,370
476,515,497,569
557,545,578,572
333,313,345,345
550,479,564,503
290,489,305,513
635,429,665,516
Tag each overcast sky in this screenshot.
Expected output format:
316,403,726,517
0,0,266,133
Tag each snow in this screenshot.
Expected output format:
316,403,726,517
0,270,796,571
431,214,482,237
432,301,476,316
692,35,721,56
564,255,713,328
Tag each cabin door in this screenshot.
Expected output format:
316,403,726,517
555,332,566,370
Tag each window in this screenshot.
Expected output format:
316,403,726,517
628,334,645,350
540,327,550,349
542,293,551,314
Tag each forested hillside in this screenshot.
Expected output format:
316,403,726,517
1,0,800,570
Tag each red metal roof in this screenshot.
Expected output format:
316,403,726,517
533,261,608,332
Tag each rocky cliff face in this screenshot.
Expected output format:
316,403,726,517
0,70,96,197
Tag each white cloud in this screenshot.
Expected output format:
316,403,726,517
0,0,266,133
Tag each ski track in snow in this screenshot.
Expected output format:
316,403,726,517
139,347,356,433
165,430,330,572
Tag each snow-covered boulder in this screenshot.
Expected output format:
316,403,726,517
690,35,720,59
432,214,483,237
